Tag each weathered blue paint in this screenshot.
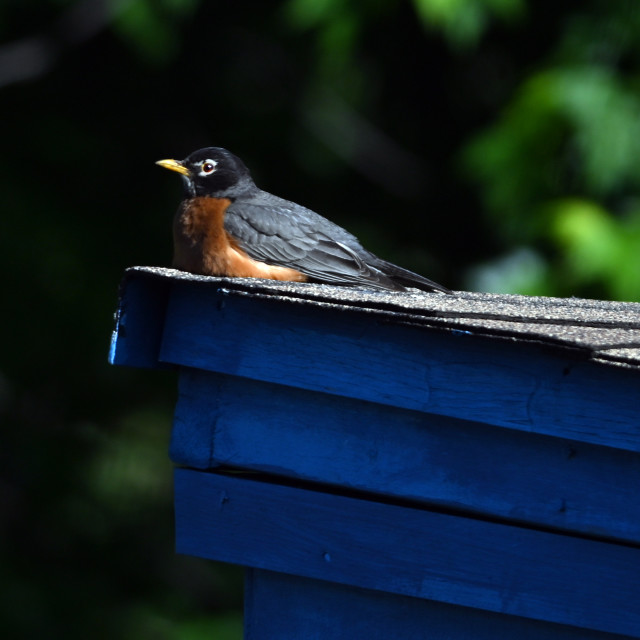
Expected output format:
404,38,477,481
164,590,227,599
245,570,635,640
175,469,640,637
159,284,640,452
170,368,640,545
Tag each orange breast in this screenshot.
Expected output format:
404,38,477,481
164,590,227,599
172,197,308,282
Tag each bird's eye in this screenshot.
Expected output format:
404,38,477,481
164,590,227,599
200,160,217,176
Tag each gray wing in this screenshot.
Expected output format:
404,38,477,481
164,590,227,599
224,191,404,290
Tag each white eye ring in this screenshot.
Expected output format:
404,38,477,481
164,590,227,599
199,159,218,176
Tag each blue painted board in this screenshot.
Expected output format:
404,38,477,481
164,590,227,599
160,284,640,452
174,468,640,637
245,569,635,640
170,369,640,545
109,274,170,369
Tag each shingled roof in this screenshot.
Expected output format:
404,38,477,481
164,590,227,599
122,266,640,371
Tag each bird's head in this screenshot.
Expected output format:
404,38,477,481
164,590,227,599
156,147,254,199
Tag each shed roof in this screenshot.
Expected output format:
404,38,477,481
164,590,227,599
124,266,640,371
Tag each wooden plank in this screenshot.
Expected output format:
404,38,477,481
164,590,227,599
245,569,635,640
169,369,640,545
160,284,640,452
109,273,170,369
174,469,640,637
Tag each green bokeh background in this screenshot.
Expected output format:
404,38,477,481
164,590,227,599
2,1,640,637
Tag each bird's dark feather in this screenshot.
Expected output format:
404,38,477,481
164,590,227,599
224,190,449,293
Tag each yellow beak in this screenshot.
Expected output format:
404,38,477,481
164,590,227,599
155,158,190,176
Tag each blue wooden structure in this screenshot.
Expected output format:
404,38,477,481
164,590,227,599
110,266,640,639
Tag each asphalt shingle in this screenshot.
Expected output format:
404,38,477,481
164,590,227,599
123,266,640,371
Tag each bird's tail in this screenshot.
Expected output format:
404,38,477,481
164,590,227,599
377,259,452,294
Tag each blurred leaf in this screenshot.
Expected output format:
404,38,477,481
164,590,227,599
549,199,619,278
109,0,198,63
85,409,173,515
283,0,364,96
463,72,565,238
544,67,640,194
413,0,525,47
317,9,359,63
284,0,345,30
464,66,640,233
555,2,640,65
466,246,553,295
462,3,640,299
547,198,640,300
162,0,199,13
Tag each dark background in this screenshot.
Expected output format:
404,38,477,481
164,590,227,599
2,1,640,637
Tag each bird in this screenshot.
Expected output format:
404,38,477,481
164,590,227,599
155,147,451,294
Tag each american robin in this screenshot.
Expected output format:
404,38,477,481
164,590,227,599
156,147,451,294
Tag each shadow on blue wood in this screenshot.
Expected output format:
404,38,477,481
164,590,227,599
174,468,640,638
245,570,635,640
